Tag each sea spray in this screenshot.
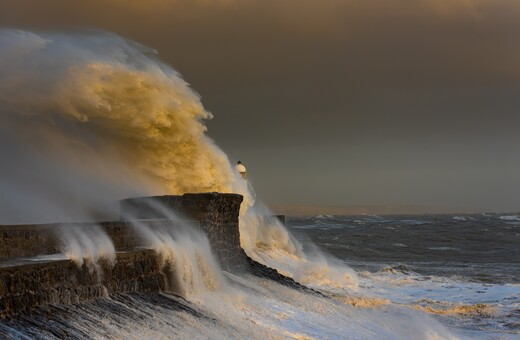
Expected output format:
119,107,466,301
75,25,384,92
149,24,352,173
55,223,116,271
122,200,229,300
0,30,149,225
0,129,130,224
0,29,357,293
1,27,398,324
0,29,478,338
134,219,228,299
0,28,252,224
241,203,359,291
0,28,250,280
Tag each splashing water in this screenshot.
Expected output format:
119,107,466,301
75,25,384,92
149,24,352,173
136,219,228,300
0,29,252,220
0,29,465,339
0,28,247,267
240,204,359,292
123,201,229,301
0,28,357,293
55,223,116,269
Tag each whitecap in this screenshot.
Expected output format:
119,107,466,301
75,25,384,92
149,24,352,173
499,215,520,221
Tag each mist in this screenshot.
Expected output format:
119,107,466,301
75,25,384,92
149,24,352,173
0,29,249,224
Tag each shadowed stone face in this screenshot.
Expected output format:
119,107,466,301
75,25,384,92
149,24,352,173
0,250,164,318
120,193,244,270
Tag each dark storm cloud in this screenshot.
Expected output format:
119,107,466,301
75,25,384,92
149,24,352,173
1,0,520,211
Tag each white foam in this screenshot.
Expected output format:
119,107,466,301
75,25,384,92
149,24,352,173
56,223,116,268
452,216,467,221
0,29,496,338
499,215,520,221
357,266,520,336
240,204,359,293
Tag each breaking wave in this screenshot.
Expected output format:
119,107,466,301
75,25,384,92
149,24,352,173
0,29,465,338
0,29,251,225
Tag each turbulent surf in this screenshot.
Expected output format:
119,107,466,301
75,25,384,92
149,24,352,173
1,30,516,339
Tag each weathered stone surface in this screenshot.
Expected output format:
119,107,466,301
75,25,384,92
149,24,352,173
0,224,57,259
0,222,141,259
0,249,163,318
0,221,182,259
121,193,245,270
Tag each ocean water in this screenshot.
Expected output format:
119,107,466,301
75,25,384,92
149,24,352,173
288,214,520,338
4,213,519,339
3,30,517,339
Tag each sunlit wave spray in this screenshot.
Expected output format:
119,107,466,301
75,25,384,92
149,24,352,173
0,29,355,291
0,29,249,199
240,204,358,291
0,28,249,264
122,200,230,301
0,29,459,339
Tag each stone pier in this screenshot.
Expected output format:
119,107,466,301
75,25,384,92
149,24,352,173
120,192,244,269
0,193,245,317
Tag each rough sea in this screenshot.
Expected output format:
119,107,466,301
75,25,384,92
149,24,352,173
288,214,520,338
4,29,518,339
4,213,519,339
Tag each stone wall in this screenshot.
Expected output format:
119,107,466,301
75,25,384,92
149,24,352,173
0,222,142,259
0,224,56,259
0,192,247,316
120,193,245,270
1,193,244,271
0,249,163,318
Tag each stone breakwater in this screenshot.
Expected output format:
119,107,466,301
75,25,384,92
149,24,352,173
0,193,297,317
120,193,245,270
0,250,163,318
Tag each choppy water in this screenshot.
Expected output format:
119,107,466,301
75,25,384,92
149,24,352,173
5,29,518,338
288,213,520,338
2,213,520,339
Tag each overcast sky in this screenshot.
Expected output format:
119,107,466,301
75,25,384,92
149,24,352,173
1,0,520,211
